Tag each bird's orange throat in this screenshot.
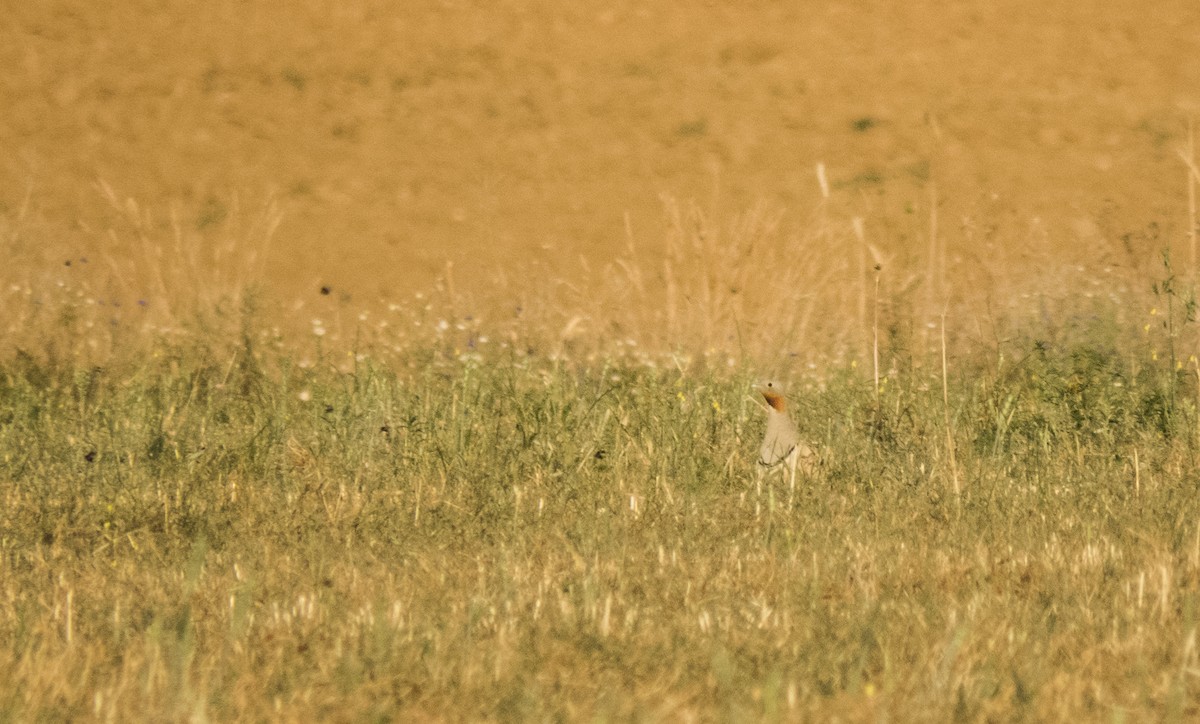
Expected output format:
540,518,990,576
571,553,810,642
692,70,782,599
762,391,786,412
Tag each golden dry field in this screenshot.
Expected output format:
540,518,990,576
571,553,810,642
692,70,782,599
6,2,1200,722
4,1,1199,336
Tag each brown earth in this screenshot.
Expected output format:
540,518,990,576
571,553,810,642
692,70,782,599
4,0,1200,318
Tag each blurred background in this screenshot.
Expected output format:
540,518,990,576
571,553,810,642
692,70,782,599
4,0,1200,361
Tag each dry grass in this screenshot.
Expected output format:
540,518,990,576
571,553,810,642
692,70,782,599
3,191,1200,720
5,2,1200,720
3,308,1200,720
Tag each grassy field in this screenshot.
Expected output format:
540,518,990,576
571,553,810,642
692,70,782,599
4,233,1200,721
6,1,1200,721
3,164,1200,720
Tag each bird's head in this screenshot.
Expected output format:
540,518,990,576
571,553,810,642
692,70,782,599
757,380,787,412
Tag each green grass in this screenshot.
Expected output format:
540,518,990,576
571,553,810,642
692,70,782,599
3,317,1200,721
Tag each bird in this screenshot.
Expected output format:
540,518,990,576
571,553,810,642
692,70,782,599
755,380,817,498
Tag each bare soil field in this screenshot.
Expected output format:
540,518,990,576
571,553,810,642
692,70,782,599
5,0,1199,318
